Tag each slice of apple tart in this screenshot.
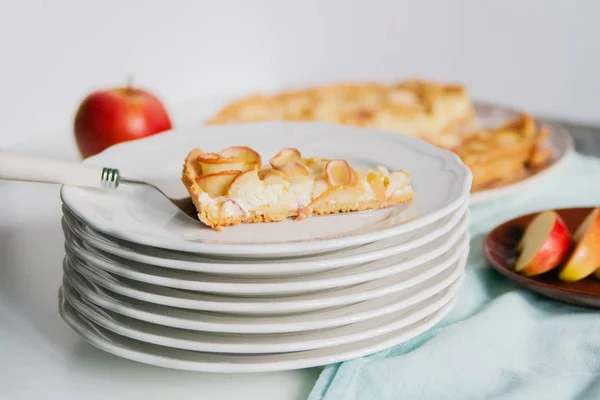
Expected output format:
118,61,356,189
181,146,414,230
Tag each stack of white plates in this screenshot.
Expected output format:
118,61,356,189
58,122,472,372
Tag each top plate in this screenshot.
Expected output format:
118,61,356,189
61,122,471,257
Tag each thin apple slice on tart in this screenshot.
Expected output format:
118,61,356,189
182,146,414,230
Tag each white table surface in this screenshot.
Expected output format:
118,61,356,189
0,105,322,400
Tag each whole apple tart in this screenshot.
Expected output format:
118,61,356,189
206,80,552,192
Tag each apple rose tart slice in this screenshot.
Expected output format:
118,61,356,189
182,146,413,230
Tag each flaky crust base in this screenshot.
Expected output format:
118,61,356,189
297,190,414,221
182,149,414,231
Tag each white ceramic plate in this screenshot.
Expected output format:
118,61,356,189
62,202,468,276
64,266,463,334
63,235,468,314
63,212,468,295
61,280,455,354
60,122,471,258
469,102,574,205
59,290,455,373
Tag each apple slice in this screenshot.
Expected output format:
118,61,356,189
514,210,571,276
274,161,310,178
227,169,263,196
326,160,357,187
218,146,261,171
258,169,289,184
559,207,600,282
367,171,387,200
305,157,329,174
312,176,330,199
299,186,363,218
269,148,302,168
198,153,245,175
196,172,239,197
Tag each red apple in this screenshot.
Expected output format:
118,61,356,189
515,210,571,276
74,85,172,158
560,207,600,282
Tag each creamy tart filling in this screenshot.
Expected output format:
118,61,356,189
198,166,412,219
182,146,413,230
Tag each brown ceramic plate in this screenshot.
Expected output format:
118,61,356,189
484,207,600,308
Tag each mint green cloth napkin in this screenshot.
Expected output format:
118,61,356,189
309,152,600,400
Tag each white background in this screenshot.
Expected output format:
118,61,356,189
1,0,599,149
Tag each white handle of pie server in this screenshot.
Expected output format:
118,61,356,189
0,151,107,188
